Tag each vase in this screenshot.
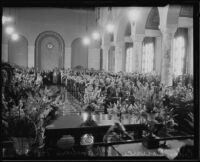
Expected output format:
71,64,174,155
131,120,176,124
142,135,159,149
12,137,31,156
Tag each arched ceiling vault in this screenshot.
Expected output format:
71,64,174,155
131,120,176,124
145,7,160,30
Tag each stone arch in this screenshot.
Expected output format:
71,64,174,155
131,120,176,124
158,5,181,29
71,37,88,69
145,7,160,30
116,15,130,42
8,34,28,67
102,32,111,47
167,5,181,26
135,8,152,35
35,31,65,71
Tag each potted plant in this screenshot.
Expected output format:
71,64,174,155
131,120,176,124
132,83,163,148
141,104,160,149
9,115,37,156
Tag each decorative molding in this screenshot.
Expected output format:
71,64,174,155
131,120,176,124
159,25,177,35
132,34,145,42
115,41,124,47
178,17,193,28
124,36,132,43
145,29,161,37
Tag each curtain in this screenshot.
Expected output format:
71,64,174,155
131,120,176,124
142,37,155,73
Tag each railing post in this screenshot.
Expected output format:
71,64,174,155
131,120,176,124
105,146,108,157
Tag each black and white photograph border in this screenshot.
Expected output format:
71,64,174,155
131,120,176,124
1,0,200,161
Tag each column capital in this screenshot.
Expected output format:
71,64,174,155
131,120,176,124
115,41,124,47
159,24,177,35
101,45,110,50
131,34,145,42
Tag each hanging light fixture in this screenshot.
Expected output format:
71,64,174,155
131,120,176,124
2,8,13,24
92,9,101,40
106,23,114,33
82,9,90,46
2,16,13,24
83,37,91,45
92,31,100,40
5,26,14,35
128,8,140,22
106,7,115,33
11,33,19,41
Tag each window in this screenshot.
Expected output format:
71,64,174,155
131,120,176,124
173,36,185,76
126,47,133,73
142,42,154,73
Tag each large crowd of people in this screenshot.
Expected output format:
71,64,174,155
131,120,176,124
1,63,194,158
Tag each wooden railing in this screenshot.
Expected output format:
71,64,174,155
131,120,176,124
44,124,147,148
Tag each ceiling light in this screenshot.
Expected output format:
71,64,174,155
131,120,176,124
92,31,100,40
106,23,114,33
11,33,19,41
2,16,13,24
5,26,14,35
6,16,13,23
128,9,140,22
83,37,91,45
2,16,6,24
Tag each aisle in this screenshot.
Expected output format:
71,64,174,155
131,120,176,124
62,89,82,116
47,86,142,128
46,86,83,129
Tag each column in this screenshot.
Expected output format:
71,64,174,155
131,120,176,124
102,45,109,71
88,48,100,70
160,26,177,86
187,27,193,75
132,34,144,73
155,36,162,75
65,47,71,69
28,45,34,68
115,41,124,73
2,43,8,62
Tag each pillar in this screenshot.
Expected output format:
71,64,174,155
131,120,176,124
102,45,109,71
160,26,177,86
134,34,145,73
115,41,124,73
132,34,144,73
187,27,193,75
65,47,71,69
2,43,8,63
155,36,162,75
28,45,34,68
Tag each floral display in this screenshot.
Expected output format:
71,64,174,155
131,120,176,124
2,63,194,157
1,64,65,155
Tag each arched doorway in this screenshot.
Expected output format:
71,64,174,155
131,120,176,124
108,46,115,72
71,38,88,69
35,31,65,71
8,35,28,67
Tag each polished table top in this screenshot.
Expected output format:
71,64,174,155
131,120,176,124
46,113,139,129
